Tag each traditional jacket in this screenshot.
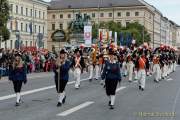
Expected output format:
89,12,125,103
71,56,85,70
54,60,71,81
9,65,27,82
101,61,121,81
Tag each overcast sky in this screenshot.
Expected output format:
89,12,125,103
43,0,180,25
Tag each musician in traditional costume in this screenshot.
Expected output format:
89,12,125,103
94,46,100,80
153,54,161,82
71,48,85,89
54,49,71,107
137,49,146,91
126,54,134,82
88,47,95,82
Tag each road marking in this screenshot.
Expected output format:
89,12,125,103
57,101,94,116
166,78,173,81
57,86,127,117
0,85,55,101
116,86,127,92
0,78,89,101
133,80,138,83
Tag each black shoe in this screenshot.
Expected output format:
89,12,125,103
62,96,66,104
108,101,111,106
128,80,132,83
109,105,114,109
89,79,92,82
154,80,159,83
57,102,62,107
15,102,20,106
141,88,144,91
139,86,141,90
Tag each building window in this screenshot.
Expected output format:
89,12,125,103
10,4,13,13
35,10,37,18
35,25,37,33
30,41,32,46
30,9,33,17
100,13,104,17
16,5,18,14
109,13,112,17
21,23,23,31
126,22,130,26
68,14,71,18
135,12,139,16
43,12,45,19
26,24,28,32
39,11,41,19
92,13,95,18
52,24,55,30
26,8,28,16
60,14,63,19
21,7,23,15
117,21,121,25
43,26,44,34
59,23,63,30
16,21,18,30
10,21,13,30
149,14,151,19
117,12,121,17
39,26,41,33
52,14,56,19
126,12,130,16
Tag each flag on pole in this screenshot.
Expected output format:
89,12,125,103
120,32,124,46
107,31,110,47
109,31,112,40
99,30,103,42
114,32,117,45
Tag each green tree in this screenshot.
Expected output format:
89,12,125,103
0,0,10,42
125,22,151,46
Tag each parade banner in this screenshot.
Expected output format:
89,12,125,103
99,29,109,44
84,26,92,45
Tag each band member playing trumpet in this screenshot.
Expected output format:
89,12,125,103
54,49,71,107
71,48,85,89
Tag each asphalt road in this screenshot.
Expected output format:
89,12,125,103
0,67,180,120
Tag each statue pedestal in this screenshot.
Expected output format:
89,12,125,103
70,33,84,45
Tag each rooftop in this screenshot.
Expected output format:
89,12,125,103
48,0,145,10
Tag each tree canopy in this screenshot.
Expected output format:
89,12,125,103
0,0,10,41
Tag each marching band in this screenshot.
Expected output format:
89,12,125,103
7,42,178,109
